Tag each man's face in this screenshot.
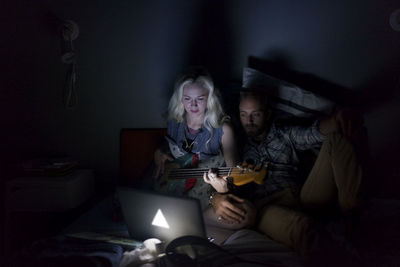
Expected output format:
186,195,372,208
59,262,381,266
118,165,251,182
239,97,269,139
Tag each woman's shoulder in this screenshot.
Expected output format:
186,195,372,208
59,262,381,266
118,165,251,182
167,119,184,127
167,119,183,137
205,121,230,135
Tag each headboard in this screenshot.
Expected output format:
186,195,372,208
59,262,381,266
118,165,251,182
120,128,166,183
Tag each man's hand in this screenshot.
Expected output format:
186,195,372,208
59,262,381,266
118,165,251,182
319,108,364,139
203,169,229,193
153,149,173,178
211,193,246,224
334,108,364,139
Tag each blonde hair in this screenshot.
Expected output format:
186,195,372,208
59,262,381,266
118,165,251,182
167,67,229,135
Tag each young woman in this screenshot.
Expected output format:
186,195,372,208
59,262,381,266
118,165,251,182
153,66,239,209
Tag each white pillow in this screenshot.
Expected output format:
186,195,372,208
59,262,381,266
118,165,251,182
242,67,336,118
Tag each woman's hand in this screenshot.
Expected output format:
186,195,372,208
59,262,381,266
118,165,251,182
153,149,173,178
203,169,229,193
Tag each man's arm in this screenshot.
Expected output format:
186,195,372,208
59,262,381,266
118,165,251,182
287,108,364,150
285,121,326,151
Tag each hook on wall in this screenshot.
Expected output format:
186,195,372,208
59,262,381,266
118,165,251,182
61,20,79,64
62,20,80,41
60,20,79,109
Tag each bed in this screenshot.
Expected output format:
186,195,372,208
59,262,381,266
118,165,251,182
13,64,400,266
12,126,400,267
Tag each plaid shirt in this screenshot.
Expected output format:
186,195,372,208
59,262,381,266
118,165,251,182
242,120,326,199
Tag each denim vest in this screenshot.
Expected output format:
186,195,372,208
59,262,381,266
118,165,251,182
166,119,224,162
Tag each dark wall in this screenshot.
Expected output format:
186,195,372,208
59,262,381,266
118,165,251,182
2,0,400,196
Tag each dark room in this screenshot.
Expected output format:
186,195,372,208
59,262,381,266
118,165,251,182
2,0,400,266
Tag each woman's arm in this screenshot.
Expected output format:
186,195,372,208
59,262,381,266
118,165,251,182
203,123,239,193
203,123,254,226
221,123,240,167
153,141,174,178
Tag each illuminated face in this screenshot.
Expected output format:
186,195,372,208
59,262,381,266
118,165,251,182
239,96,269,139
182,83,209,118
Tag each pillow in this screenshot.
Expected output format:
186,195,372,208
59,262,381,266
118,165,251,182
242,67,336,119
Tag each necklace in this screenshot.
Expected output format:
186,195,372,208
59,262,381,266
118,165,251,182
182,125,198,153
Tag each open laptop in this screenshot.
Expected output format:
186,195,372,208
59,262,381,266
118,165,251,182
116,186,207,245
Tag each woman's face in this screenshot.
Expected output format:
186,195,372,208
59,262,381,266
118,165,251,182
181,83,209,118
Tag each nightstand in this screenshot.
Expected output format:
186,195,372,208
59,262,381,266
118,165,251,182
4,169,95,255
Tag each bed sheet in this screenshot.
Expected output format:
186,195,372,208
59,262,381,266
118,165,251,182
63,194,400,267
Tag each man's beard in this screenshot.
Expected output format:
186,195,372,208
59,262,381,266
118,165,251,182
244,123,264,138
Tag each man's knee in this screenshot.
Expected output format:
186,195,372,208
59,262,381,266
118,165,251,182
321,133,361,165
324,133,350,148
324,132,367,158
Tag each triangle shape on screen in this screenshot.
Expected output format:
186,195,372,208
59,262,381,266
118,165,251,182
151,209,170,229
